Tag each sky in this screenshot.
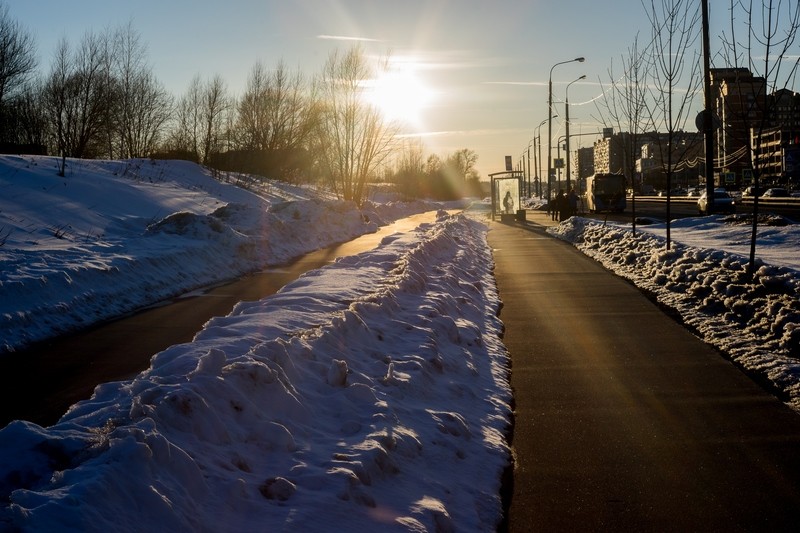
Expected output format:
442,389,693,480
7,1,740,180
1,154,798,530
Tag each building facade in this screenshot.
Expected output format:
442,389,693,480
592,130,702,192
750,88,800,187
710,68,767,186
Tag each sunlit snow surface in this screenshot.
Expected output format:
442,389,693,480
0,156,510,531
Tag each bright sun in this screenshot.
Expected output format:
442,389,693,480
366,60,435,126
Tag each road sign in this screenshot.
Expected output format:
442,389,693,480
695,109,721,131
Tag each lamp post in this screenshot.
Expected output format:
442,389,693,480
522,142,533,198
533,118,549,198
565,74,586,192
548,57,585,202
526,142,532,197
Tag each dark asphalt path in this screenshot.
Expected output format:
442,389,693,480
492,211,800,532
0,211,442,428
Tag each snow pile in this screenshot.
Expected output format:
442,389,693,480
0,212,511,532
549,215,800,409
0,156,441,353
0,156,508,531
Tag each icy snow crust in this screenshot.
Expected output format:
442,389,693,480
549,216,800,409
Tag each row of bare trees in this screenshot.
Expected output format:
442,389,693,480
388,139,481,200
1,5,462,206
596,0,702,244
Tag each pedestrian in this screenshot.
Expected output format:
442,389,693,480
555,190,566,222
568,188,578,218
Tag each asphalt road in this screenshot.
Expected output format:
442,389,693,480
492,212,800,531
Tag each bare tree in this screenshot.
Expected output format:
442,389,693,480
425,153,442,177
167,74,204,159
120,68,172,158
5,80,47,147
0,3,36,107
70,31,111,158
447,148,479,182
0,3,37,143
42,39,72,174
237,61,313,151
313,46,399,205
108,22,172,158
595,35,650,233
718,0,800,276
200,74,231,164
233,60,316,178
390,137,427,199
167,74,230,163
41,31,112,164
236,61,271,151
643,0,703,249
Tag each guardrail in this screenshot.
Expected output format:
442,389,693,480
735,198,800,208
634,195,800,208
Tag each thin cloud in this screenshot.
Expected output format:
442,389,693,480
484,81,548,87
317,34,381,42
410,127,534,138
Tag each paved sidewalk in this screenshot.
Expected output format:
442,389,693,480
490,211,800,531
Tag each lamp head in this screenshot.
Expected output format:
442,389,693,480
576,57,585,62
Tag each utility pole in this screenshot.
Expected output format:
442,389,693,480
702,0,716,213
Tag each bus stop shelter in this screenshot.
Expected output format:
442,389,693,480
489,171,525,222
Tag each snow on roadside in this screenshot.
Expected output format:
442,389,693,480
0,156,441,353
549,216,800,409
0,212,512,532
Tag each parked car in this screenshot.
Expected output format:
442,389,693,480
658,188,687,197
697,189,736,215
761,187,790,198
742,185,765,197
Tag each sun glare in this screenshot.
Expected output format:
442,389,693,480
366,59,435,127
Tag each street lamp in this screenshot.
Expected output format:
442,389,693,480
565,74,586,192
548,57,584,201
533,118,549,198
524,141,533,198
